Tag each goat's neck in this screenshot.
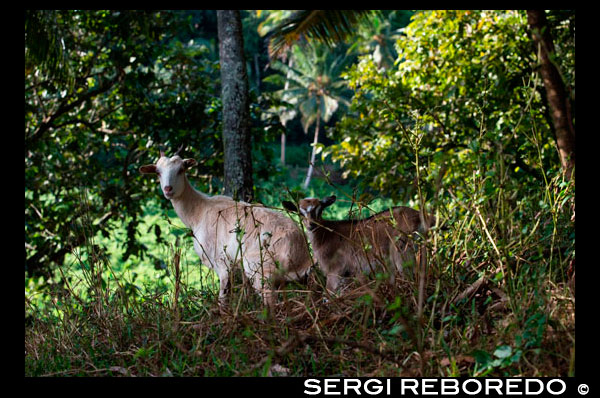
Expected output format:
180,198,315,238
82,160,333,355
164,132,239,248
306,218,334,234
170,177,207,230
306,219,322,232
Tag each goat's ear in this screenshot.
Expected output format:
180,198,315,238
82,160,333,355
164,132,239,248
183,158,197,169
321,195,337,207
282,201,298,213
139,164,157,174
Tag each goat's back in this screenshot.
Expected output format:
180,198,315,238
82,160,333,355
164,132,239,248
310,206,433,278
194,196,312,280
328,206,431,239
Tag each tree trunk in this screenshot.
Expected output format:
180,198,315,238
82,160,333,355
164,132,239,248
303,108,321,189
280,58,294,166
526,10,575,180
254,53,261,93
281,132,286,166
217,10,254,202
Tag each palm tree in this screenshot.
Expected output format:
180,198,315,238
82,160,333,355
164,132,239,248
262,10,410,167
270,43,351,188
348,10,411,70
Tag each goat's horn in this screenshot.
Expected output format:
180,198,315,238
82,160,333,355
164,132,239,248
174,143,185,157
159,145,166,158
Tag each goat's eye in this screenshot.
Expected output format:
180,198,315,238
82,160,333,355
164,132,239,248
177,168,184,175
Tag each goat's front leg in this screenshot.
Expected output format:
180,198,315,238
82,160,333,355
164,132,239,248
216,266,231,308
325,272,341,295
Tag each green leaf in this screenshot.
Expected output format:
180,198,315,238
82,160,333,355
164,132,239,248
472,349,491,367
493,345,512,359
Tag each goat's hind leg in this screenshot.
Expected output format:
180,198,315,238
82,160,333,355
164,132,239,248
243,258,279,312
258,271,286,312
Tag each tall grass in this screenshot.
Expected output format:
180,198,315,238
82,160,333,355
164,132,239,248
25,138,574,376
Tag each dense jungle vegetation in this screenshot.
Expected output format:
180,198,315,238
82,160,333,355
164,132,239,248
25,10,575,378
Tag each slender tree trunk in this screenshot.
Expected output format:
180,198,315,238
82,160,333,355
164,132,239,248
281,132,286,166
280,58,294,166
254,53,261,93
303,108,321,189
217,10,254,202
527,10,575,180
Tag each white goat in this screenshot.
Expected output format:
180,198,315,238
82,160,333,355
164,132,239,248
140,149,312,308
283,195,434,293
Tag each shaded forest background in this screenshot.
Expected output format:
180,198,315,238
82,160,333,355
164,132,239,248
25,10,575,377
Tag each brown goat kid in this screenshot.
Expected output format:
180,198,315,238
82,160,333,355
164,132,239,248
140,149,312,309
283,196,435,293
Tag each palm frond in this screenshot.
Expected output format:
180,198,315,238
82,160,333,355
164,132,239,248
320,94,339,123
269,59,314,88
266,10,375,58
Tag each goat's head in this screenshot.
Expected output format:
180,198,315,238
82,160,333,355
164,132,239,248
139,146,197,200
283,195,336,226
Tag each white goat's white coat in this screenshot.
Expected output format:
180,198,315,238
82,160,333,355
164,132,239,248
140,154,312,307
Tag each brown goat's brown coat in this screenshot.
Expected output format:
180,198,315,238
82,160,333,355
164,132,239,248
284,196,434,293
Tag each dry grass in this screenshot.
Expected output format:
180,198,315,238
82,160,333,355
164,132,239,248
25,245,575,377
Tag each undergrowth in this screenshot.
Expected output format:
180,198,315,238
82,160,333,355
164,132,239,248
25,165,574,376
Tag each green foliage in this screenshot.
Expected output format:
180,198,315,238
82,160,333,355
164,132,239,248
25,10,74,88
25,10,280,281
25,11,219,279
472,345,523,376
327,10,561,200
